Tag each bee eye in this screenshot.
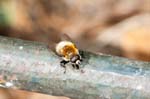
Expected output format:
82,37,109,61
71,55,80,62
71,56,78,62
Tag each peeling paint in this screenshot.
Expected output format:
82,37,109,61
19,46,23,50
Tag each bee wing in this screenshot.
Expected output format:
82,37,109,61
60,33,73,42
48,42,62,56
47,32,62,53
48,33,72,47
48,42,56,52
48,33,76,56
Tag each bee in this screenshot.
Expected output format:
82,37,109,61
49,33,82,73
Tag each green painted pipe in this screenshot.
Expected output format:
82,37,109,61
0,36,150,99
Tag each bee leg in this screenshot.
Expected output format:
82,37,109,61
72,64,76,69
72,64,80,70
75,64,80,69
60,60,69,73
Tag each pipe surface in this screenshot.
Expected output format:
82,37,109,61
0,36,150,99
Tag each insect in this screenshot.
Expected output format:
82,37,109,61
49,33,82,73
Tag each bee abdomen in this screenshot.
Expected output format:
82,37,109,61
56,41,78,57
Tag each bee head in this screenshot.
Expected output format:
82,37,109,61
70,54,82,65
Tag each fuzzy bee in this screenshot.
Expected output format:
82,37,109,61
49,33,82,73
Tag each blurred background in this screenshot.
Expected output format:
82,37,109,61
0,0,150,99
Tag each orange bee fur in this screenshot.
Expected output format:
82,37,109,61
56,41,79,61
48,33,82,73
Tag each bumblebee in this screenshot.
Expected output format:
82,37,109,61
49,34,82,73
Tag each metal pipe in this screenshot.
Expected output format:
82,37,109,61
0,36,150,99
